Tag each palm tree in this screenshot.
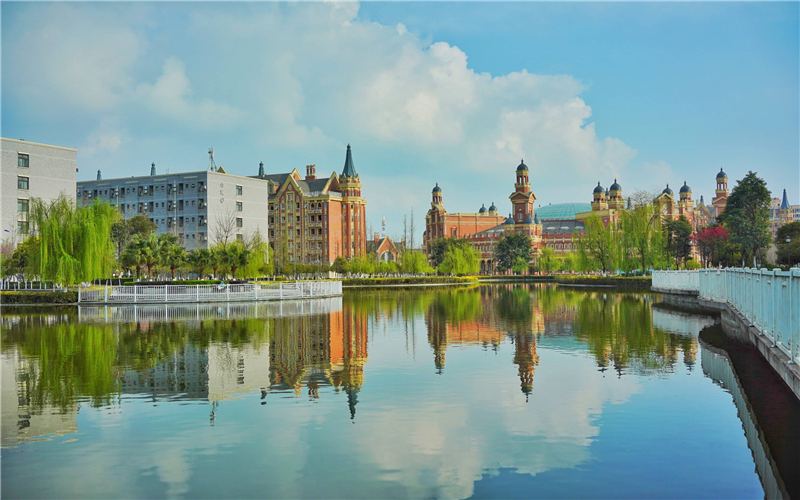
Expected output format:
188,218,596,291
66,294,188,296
165,245,187,279
121,239,146,279
140,235,161,279
188,248,213,279
219,243,250,278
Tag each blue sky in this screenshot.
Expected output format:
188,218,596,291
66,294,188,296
2,2,798,239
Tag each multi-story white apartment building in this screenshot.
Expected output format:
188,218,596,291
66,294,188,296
77,164,270,249
1,138,77,247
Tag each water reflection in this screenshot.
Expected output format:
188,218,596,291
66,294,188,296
1,286,779,499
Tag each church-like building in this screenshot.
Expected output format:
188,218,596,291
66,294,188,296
423,161,544,274
258,144,367,265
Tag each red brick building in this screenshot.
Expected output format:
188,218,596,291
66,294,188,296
256,144,366,265
425,161,544,273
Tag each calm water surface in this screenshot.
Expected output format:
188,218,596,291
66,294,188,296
0,285,789,498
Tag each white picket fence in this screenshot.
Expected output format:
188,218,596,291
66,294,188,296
653,268,800,364
77,281,342,304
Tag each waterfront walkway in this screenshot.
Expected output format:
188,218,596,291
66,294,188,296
653,268,800,399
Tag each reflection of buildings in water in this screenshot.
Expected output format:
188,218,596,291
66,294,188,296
1,349,78,445
425,291,542,397
512,333,539,401
701,341,788,499
120,344,210,400
267,307,369,419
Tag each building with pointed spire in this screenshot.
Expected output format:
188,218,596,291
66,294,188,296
258,144,367,264
769,188,797,239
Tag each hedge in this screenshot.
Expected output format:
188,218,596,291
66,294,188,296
122,279,249,286
475,275,555,282
342,276,478,287
1,291,79,304
554,276,652,289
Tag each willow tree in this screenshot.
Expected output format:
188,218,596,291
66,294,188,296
28,196,120,284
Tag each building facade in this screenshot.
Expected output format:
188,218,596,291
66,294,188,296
258,144,367,264
77,164,270,250
1,138,77,247
770,189,797,239
425,161,544,273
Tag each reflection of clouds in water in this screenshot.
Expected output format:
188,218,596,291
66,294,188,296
351,350,640,499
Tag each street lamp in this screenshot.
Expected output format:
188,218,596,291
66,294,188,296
787,236,792,268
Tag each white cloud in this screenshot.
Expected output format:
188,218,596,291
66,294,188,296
135,57,244,129
82,117,125,157
4,1,667,228
4,4,145,112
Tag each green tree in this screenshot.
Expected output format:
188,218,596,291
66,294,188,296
240,231,273,278
28,196,120,284
620,204,661,274
538,247,558,274
576,214,617,273
1,237,37,281
438,245,480,275
164,245,187,279
718,171,772,266
664,216,693,269
120,241,146,279
333,256,349,275
187,248,213,278
429,238,472,268
111,215,157,257
494,233,532,271
400,249,434,275
775,222,800,267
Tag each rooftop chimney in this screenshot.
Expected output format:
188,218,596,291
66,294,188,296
306,164,316,181
374,232,380,243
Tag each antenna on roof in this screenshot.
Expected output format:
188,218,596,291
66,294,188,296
208,148,217,172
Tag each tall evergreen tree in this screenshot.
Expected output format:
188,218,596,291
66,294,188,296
718,171,771,265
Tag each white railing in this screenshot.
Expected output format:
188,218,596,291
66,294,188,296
76,296,343,323
651,270,700,292
77,281,343,304
654,268,800,364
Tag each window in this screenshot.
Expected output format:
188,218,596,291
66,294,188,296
296,216,300,222
17,154,29,167
17,198,29,213
270,217,274,224
237,234,244,242
17,176,29,190
236,201,243,212
296,203,300,209
281,216,286,223
269,204,274,211
17,221,29,234
236,185,243,196
296,229,301,236
236,218,243,228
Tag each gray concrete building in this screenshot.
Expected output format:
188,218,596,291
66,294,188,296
77,164,270,250
1,138,77,247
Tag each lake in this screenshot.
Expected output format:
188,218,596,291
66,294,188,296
2,284,797,499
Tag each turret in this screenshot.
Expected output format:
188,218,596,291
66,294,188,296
679,181,692,202
432,183,443,204
608,179,623,209
592,182,607,211
150,162,156,176
258,161,265,177
515,160,530,193
96,169,102,181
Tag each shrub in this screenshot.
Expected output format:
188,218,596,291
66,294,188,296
1,291,79,304
342,276,477,286
685,260,702,270
554,276,651,289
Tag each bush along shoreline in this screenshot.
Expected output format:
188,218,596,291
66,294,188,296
1,291,79,305
342,276,478,287
554,275,652,289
